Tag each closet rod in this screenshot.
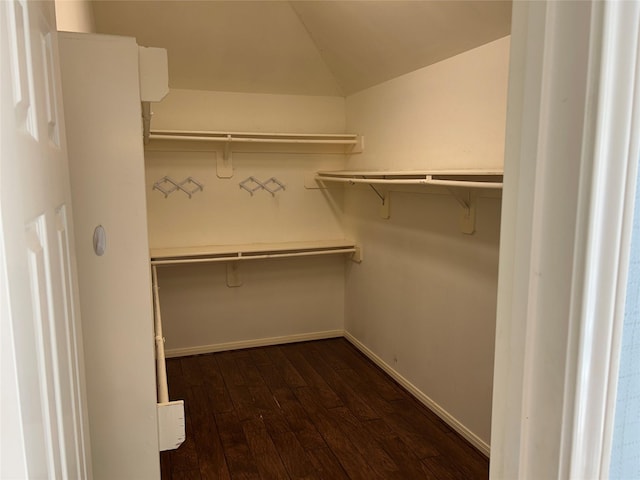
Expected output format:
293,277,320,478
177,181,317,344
423,178,503,189
149,134,358,145
315,176,503,189
151,247,358,266
151,265,169,404
317,176,428,185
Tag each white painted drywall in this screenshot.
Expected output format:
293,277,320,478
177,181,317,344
342,37,510,449
346,36,510,172
147,90,348,353
145,147,346,248
59,33,160,479
158,257,345,355
55,0,95,33
150,88,346,133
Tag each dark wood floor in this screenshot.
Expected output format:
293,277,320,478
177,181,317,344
161,338,489,480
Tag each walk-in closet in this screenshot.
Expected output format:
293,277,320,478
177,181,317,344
57,2,511,478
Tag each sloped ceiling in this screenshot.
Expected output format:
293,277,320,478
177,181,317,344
92,1,511,97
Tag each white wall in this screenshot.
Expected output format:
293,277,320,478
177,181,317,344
55,0,95,33
346,37,509,171
148,89,348,248
151,88,346,133
148,90,348,353
342,37,510,451
59,33,159,479
158,257,345,355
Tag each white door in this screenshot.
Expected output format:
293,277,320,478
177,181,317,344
0,1,91,478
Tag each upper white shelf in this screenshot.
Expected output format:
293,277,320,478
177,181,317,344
315,169,503,189
313,170,503,234
148,129,363,147
145,130,364,178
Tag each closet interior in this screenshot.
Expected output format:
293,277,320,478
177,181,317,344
58,2,511,477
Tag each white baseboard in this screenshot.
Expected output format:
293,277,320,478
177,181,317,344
164,330,344,358
343,331,491,457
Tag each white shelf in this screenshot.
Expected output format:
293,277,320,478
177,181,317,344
148,130,362,146
148,238,360,401
150,239,360,266
313,169,503,234
315,169,503,189
145,130,364,178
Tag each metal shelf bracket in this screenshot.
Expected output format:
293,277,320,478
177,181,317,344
364,183,390,219
217,136,233,178
226,262,242,287
380,192,391,219
448,188,476,235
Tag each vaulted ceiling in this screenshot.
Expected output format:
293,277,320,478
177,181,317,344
92,1,511,97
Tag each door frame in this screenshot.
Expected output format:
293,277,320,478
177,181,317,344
491,1,640,478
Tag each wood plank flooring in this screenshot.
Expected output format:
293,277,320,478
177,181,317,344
160,338,489,480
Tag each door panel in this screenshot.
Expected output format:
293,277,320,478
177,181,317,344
26,216,63,478
1,1,91,478
55,204,88,479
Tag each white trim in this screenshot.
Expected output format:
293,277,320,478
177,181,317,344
344,331,490,457
491,1,640,479
0,187,29,480
164,330,344,358
562,2,640,478
490,3,550,476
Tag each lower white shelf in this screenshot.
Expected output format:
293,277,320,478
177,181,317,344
150,239,361,266
150,238,360,449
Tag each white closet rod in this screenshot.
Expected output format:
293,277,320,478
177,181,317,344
315,176,503,189
149,134,358,145
151,247,358,266
151,265,169,404
152,129,357,138
424,178,503,189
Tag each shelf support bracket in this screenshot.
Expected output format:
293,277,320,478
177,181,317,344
217,136,233,178
380,193,391,219
142,102,152,145
351,245,363,263
226,262,242,287
365,183,390,219
447,188,476,235
367,183,385,202
349,135,365,154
